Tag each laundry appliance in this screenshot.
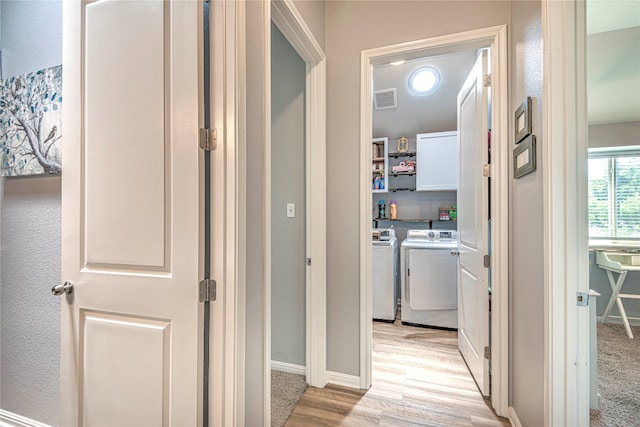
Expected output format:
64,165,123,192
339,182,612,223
401,229,458,328
372,228,399,321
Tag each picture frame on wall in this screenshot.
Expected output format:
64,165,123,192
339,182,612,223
514,97,532,144
513,134,536,179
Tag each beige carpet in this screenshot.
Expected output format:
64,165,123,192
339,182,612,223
590,323,640,427
271,370,307,427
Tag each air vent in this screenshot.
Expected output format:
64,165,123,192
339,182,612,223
374,88,397,110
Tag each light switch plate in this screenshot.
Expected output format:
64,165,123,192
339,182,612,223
286,203,295,218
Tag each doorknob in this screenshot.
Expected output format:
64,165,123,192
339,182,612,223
52,281,74,296
450,250,459,256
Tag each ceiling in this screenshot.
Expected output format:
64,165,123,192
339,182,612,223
372,1,639,137
372,50,477,140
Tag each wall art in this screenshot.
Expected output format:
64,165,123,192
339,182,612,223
0,65,62,176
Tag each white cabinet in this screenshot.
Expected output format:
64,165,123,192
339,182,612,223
372,137,388,193
416,131,458,191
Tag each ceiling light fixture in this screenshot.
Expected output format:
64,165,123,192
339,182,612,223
408,67,440,95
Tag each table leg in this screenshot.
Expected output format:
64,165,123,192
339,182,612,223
601,270,627,324
616,296,634,339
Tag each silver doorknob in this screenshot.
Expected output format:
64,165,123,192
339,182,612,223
450,250,459,256
52,281,74,296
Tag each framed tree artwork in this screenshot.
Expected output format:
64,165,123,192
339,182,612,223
0,65,62,176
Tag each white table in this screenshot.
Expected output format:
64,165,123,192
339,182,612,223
595,250,640,338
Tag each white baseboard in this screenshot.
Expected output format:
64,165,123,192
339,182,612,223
271,360,306,376
508,406,523,427
0,410,52,427
326,371,361,389
597,315,640,327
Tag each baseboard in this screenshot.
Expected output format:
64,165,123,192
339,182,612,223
0,410,52,427
508,406,523,427
597,315,640,327
326,371,361,389
271,360,306,376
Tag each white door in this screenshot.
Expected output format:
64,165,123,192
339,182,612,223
60,1,202,425
457,50,490,396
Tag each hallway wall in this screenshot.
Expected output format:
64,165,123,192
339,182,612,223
324,0,510,377
0,2,62,425
271,23,307,367
509,1,544,425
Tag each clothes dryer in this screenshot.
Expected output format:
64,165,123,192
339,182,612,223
400,229,458,328
372,229,399,321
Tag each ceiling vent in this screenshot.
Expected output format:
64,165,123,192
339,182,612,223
374,88,397,110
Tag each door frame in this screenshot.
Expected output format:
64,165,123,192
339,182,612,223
358,25,509,417
541,1,590,425
207,0,245,424
263,0,327,419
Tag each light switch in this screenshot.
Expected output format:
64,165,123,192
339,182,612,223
286,203,296,218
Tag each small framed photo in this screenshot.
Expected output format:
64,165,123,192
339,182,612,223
514,97,532,144
514,135,536,179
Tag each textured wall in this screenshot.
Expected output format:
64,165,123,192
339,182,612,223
0,177,61,425
509,1,544,425
0,1,62,425
325,0,510,377
271,24,307,367
0,0,62,77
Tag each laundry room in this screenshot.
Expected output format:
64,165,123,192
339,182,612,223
370,46,490,329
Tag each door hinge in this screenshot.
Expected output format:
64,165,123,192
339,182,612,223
483,164,491,177
306,258,312,266
484,346,491,360
483,255,491,268
199,278,217,302
199,128,217,151
576,292,589,306
483,73,491,87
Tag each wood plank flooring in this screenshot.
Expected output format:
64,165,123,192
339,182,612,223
285,320,509,426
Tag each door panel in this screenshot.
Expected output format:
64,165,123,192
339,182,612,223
82,311,170,426
457,49,490,396
61,1,201,425
84,0,167,269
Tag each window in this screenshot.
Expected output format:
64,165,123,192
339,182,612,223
588,146,640,241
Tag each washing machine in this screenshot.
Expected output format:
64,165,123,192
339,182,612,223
372,229,399,321
401,229,458,328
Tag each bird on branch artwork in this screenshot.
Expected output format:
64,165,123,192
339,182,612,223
0,65,62,176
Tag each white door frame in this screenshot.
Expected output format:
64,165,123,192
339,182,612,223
541,1,590,425
263,0,327,419
359,25,509,417
207,0,245,424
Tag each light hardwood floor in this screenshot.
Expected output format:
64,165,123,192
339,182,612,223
285,320,509,426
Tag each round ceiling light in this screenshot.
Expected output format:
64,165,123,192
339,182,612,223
408,67,440,95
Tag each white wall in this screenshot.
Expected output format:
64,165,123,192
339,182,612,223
324,0,510,377
588,121,640,148
0,2,62,425
271,23,306,367
509,1,544,425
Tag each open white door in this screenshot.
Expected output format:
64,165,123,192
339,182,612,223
457,49,490,396
60,1,202,425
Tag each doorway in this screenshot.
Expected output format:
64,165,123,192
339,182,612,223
265,0,328,422
359,26,509,417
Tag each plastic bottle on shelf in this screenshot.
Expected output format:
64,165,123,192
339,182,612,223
378,200,386,219
390,200,397,220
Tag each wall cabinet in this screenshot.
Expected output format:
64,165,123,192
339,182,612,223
372,137,388,193
416,131,458,191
